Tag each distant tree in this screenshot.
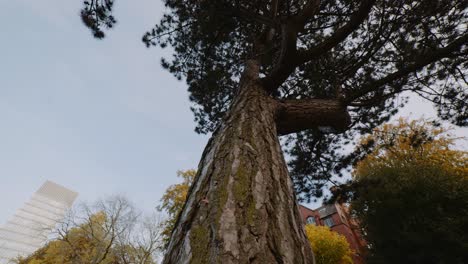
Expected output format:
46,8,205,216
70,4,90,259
342,119,468,264
16,212,118,264
305,225,353,264
157,169,196,248
80,0,467,262
16,196,163,264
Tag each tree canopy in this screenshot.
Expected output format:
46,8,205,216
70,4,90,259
16,212,116,264
342,119,468,264
80,0,467,200
16,196,162,264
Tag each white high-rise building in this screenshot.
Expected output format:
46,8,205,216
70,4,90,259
0,181,78,262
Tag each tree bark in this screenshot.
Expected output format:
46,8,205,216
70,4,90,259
276,99,351,135
162,61,315,264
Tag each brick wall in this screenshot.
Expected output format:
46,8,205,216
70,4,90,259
299,203,366,264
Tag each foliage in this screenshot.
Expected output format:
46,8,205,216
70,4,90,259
80,0,467,201
17,213,116,264
157,169,196,248
355,118,467,176
304,224,354,264
16,196,161,264
81,0,116,39
345,119,468,264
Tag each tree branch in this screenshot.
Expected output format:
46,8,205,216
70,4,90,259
295,0,321,25
264,0,279,42
232,6,276,27
298,0,376,63
261,1,321,92
344,33,468,104
261,21,300,93
275,98,351,135
261,0,375,93
270,0,279,18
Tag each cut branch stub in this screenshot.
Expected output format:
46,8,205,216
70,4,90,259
275,99,351,135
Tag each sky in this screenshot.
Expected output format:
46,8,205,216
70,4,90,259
0,0,466,225
0,0,209,223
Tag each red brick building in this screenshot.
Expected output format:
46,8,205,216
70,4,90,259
299,203,367,264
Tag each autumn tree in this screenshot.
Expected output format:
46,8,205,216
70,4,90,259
80,1,467,262
304,225,353,264
16,196,162,264
16,212,117,264
157,169,196,248
340,119,468,264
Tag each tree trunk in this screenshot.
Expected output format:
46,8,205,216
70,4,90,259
162,61,315,263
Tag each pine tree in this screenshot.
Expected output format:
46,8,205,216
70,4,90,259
80,1,467,263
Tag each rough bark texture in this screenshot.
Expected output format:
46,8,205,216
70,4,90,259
162,61,315,264
276,99,351,135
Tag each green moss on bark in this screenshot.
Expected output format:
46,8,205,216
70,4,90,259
190,225,210,264
232,156,262,230
215,173,229,222
233,165,250,201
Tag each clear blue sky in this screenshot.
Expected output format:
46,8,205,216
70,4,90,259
0,0,466,224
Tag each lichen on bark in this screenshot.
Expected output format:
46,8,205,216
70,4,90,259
189,226,210,264
163,63,315,264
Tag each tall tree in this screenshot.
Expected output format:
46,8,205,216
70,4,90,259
80,1,467,263
341,119,468,264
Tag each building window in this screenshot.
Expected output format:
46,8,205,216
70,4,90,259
306,216,316,225
323,217,335,227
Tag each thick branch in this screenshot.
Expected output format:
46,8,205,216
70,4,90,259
296,0,321,25
232,6,276,27
270,0,279,18
298,0,375,63
262,22,300,92
261,0,375,93
345,33,468,104
258,0,280,46
261,1,321,92
276,99,351,135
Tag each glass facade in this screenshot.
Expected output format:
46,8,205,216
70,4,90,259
0,181,77,263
